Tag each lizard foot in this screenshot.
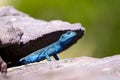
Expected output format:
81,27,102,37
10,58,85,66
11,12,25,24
0,56,7,74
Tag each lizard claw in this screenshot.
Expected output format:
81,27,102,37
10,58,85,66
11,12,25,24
0,56,7,74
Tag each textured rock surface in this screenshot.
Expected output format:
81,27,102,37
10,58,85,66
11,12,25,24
0,22,23,48
0,55,120,80
0,6,85,64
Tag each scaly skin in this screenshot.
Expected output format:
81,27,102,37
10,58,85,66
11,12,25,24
19,31,77,65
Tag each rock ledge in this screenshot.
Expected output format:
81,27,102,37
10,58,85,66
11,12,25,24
0,55,120,80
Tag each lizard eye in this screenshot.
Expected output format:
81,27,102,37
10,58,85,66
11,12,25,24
67,31,71,34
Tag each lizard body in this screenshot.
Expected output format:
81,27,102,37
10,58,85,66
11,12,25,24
19,31,77,65
0,6,85,73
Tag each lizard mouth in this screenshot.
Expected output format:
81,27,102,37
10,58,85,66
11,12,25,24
61,29,84,51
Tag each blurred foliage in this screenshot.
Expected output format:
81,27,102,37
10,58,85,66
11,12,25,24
1,0,120,58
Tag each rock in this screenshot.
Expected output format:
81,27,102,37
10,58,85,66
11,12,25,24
0,6,85,64
0,55,120,80
0,22,23,48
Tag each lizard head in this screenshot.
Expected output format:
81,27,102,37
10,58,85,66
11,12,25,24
59,31,77,46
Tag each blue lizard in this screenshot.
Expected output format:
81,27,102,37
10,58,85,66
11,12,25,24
19,31,77,65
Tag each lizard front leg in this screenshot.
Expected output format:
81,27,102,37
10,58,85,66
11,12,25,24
0,56,7,74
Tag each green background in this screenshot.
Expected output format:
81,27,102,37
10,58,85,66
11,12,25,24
1,0,120,58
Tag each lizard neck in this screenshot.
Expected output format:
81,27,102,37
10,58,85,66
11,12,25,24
58,36,75,47
57,40,67,47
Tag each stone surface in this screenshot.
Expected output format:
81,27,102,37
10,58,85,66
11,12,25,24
0,22,23,48
0,55,120,80
0,6,85,64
